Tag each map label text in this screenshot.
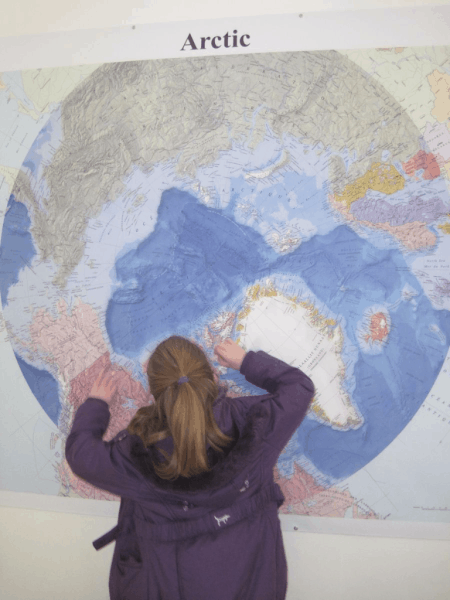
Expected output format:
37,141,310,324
181,30,250,51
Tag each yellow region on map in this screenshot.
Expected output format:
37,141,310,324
428,69,450,123
14,99,41,121
21,65,100,115
438,222,450,234
335,163,405,208
0,165,19,196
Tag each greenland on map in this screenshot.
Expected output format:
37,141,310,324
1,46,450,526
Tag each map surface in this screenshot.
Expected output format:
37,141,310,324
1,47,450,523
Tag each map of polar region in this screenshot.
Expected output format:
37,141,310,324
105,188,450,479
2,49,450,513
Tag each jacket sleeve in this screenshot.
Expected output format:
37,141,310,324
65,398,144,498
238,350,315,456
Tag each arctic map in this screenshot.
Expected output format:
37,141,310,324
1,47,450,523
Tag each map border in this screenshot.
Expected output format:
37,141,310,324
0,6,449,72
1,5,450,539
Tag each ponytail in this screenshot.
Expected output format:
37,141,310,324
127,336,233,480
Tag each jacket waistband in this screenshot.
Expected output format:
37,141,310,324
93,482,284,549
93,525,119,550
137,482,284,542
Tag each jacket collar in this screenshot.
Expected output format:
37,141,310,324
129,401,268,493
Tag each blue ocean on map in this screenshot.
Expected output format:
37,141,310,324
15,354,61,422
0,195,37,305
0,195,62,422
106,188,450,480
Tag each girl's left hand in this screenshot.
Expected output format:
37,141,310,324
89,365,122,402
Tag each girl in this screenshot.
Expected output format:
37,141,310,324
66,337,314,600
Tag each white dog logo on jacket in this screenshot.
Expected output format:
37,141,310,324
214,514,231,527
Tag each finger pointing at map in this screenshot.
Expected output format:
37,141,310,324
214,339,246,370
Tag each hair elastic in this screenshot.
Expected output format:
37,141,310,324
178,376,189,384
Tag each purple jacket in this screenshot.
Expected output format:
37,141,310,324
66,350,314,600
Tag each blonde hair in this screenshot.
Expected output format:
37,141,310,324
127,336,233,480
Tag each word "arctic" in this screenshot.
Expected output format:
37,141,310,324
181,30,250,51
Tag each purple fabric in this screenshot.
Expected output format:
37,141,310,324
66,350,314,600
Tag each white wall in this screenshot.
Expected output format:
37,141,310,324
1,505,450,600
1,0,449,38
1,1,450,599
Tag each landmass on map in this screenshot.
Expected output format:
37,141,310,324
428,70,450,124
357,307,391,353
236,282,362,431
58,351,149,500
18,298,149,499
0,165,19,197
274,465,378,519
11,51,420,287
426,69,450,180
402,150,441,180
422,122,450,178
329,161,441,250
244,150,290,179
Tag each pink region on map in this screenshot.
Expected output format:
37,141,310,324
402,150,440,180
274,465,378,519
62,352,151,500
30,298,108,382
364,311,389,345
375,220,436,250
67,353,150,440
58,459,119,501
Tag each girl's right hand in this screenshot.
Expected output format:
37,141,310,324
214,339,246,370
89,364,123,403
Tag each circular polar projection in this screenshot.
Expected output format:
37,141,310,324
2,51,450,507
